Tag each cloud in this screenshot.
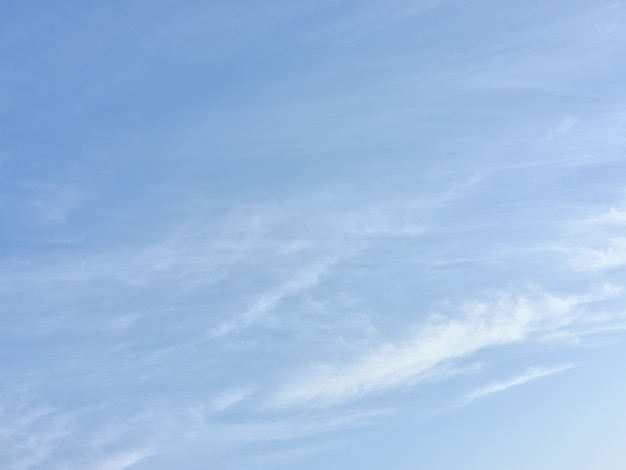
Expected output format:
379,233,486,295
544,117,578,140
89,447,155,470
595,208,626,226
210,385,255,413
328,0,447,45
194,408,392,447
14,182,83,225
267,290,602,408
565,237,626,272
232,441,344,469
457,364,574,406
0,388,164,470
559,204,626,272
209,254,347,337
5,1,626,468
0,403,76,470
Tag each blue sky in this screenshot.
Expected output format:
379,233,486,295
2,1,626,468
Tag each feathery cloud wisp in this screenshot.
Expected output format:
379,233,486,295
268,291,596,408
458,364,574,406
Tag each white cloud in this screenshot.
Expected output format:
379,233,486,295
90,447,155,470
593,208,626,226
24,182,82,225
268,290,600,408
458,364,574,406
196,408,392,446
565,237,626,272
556,203,626,272
545,117,578,140
330,0,446,45
209,254,346,337
0,403,76,470
210,385,255,413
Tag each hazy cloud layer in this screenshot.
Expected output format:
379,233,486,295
2,0,626,468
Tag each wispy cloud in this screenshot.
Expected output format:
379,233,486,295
210,385,256,413
89,447,155,470
268,290,602,408
4,1,626,467
544,117,578,140
0,402,75,470
457,364,574,406
210,255,346,337
558,203,626,272
192,408,392,447
231,441,345,469
326,0,447,45
565,237,626,272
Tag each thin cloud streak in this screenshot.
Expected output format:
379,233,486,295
210,385,256,413
90,447,155,470
457,364,575,406
209,255,346,337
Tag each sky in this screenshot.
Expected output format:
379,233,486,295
2,0,626,468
